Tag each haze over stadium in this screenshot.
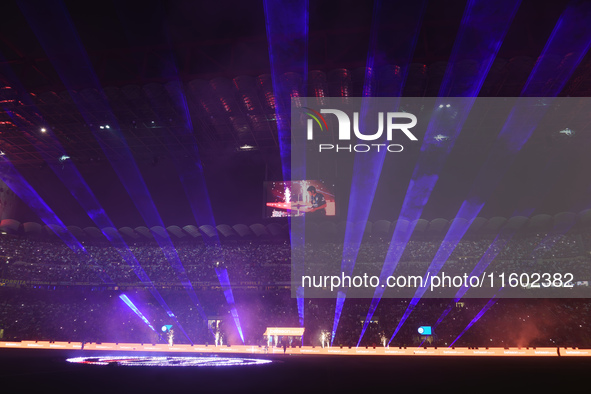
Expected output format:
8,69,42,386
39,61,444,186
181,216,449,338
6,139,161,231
1,0,591,392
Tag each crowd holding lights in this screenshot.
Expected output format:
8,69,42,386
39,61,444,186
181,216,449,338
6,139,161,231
0,232,590,347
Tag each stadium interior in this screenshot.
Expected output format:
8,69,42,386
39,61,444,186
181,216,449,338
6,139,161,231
1,0,591,392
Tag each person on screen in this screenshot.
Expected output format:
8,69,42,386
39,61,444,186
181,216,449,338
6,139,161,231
306,186,327,217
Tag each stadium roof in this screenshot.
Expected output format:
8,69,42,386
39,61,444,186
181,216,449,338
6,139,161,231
0,0,589,167
0,0,590,226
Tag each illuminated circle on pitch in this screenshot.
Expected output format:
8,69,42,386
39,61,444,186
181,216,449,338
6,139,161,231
67,356,274,367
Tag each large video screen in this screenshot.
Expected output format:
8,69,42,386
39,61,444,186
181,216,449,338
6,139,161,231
264,180,335,218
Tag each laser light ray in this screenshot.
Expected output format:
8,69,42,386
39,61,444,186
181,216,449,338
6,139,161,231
389,106,578,340
0,159,85,253
264,0,309,330
263,0,308,182
450,293,500,347
162,80,220,243
18,0,210,343
333,0,426,345
389,0,591,343
434,100,590,330
359,0,521,346
215,268,245,344
0,69,185,334
446,206,584,343
435,134,590,330
433,211,532,329
119,294,157,333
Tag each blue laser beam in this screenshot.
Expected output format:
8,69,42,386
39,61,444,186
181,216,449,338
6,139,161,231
332,0,426,346
264,0,308,183
0,159,85,253
162,80,220,244
0,57,193,341
433,212,532,329
119,294,157,333
450,292,500,347
264,0,309,329
359,0,521,346
435,118,591,330
388,1,591,344
433,99,591,331
109,7,220,244
17,0,212,342
215,268,245,344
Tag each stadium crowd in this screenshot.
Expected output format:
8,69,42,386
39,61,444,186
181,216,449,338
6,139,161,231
0,229,590,348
